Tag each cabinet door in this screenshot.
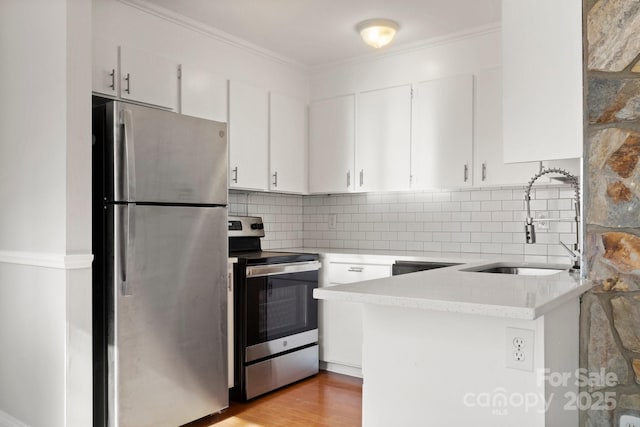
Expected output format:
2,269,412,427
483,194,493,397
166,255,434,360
309,95,355,194
92,38,118,96
180,64,227,122
356,85,411,192
412,74,473,189
502,0,583,162
228,80,269,191
269,93,306,193
474,68,538,186
120,45,178,110
319,262,391,371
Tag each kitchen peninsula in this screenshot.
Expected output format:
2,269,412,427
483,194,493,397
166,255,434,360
314,260,590,427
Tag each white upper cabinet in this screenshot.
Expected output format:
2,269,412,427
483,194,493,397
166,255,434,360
474,68,539,186
92,38,118,97
269,93,307,194
179,64,227,122
412,74,473,189
119,45,179,110
228,80,269,191
502,0,583,163
309,95,356,194
356,85,412,192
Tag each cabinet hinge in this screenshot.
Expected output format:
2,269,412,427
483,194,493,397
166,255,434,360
177,66,182,80
410,88,414,99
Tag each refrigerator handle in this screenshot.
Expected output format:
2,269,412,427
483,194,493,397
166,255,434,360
120,109,137,201
119,204,135,296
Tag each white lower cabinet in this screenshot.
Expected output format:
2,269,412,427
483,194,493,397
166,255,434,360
319,260,391,377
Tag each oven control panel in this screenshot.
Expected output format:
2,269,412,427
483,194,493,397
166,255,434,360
228,216,265,238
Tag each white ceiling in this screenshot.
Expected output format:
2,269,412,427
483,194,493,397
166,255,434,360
136,0,501,66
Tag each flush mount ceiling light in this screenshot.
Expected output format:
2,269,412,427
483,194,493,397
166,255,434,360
356,19,400,49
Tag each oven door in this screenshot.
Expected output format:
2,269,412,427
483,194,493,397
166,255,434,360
244,261,320,363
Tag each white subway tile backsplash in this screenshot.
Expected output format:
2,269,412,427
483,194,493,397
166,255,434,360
491,190,513,200
481,201,502,211
442,242,461,252
471,190,492,201
462,222,483,232
471,232,492,243
233,183,573,262
472,212,492,222
492,211,513,222
390,241,407,250
443,223,462,232
433,192,452,202
452,191,471,202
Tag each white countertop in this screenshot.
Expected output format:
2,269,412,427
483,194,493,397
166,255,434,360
311,255,590,320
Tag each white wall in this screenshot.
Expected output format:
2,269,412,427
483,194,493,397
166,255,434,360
0,0,93,426
93,0,309,100
310,26,500,99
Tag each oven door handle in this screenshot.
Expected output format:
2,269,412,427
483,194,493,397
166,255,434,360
246,261,321,278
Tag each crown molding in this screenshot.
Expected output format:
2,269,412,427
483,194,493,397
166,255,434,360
0,251,93,270
118,0,308,71
310,23,502,75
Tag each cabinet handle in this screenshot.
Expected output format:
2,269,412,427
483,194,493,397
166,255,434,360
109,69,115,90
232,167,238,184
482,162,487,181
463,164,469,182
124,73,131,94
272,171,278,187
347,171,350,188
348,266,364,273
359,169,364,187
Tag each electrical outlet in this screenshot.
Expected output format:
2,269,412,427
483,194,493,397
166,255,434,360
328,214,337,230
513,337,526,349
536,213,549,230
506,327,534,371
513,350,526,361
620,414,640,427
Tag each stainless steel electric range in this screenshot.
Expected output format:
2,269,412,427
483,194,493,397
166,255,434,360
228,216,320,400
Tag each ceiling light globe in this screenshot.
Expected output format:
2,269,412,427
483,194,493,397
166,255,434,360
356,19,399,49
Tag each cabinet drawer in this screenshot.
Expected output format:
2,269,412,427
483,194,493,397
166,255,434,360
327,262,391,285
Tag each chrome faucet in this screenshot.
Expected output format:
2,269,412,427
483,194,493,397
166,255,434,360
524,167,581,270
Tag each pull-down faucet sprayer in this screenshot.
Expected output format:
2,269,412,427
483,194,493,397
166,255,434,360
524,168,581,271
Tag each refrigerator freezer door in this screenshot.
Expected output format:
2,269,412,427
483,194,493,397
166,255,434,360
112,101,228,205
110,204,228,427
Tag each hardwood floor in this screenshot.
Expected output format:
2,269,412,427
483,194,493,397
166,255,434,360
186,371,363,427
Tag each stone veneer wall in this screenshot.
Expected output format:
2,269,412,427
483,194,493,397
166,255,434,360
582,0,640,425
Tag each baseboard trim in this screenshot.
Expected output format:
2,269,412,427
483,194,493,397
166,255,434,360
320,361,363,378
0,410,30,427
0,251,93,270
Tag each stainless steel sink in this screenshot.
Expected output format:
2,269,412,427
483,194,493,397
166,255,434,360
462,264,567,276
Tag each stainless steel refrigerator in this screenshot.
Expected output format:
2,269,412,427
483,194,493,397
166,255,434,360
92,99,228,427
